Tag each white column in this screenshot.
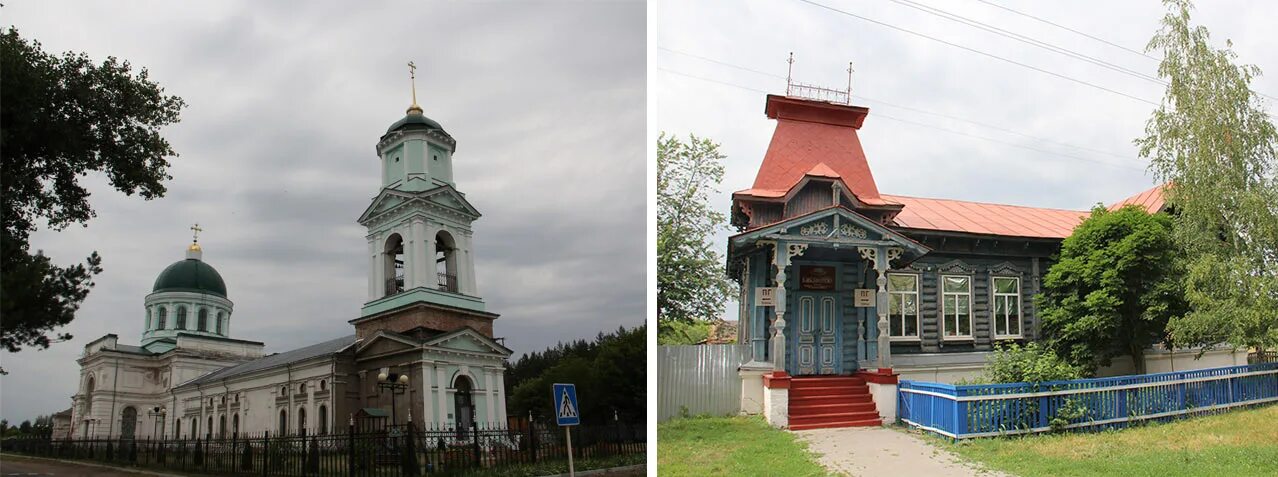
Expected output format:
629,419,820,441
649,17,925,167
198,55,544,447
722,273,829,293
369,238,377,299
495,368,507,424
425,223,439,290
412,218,429,290
405,224,418,288
368,237,381,300
420,360,435,426
307,384,315,434
483,368,495,425
435,365,449,427
462,232,478,296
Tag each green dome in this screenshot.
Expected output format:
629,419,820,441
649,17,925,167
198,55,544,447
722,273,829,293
153,259,227,297
385,111,446,135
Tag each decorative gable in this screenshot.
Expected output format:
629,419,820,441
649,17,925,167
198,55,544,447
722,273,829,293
357,185,481,225
423,327,511,357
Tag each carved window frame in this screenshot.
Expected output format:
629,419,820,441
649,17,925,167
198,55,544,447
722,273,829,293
940,274,974,341
886,272,922,341
992,276,1023,339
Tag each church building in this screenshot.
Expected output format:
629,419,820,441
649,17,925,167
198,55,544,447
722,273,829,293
67,84,512,440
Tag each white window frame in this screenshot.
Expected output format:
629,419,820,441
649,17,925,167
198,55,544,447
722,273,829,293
941,274,973,340
992,276,1023,339
886,273,921,341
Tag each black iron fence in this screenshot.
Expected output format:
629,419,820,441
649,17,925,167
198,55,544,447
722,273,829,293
0,421,644,476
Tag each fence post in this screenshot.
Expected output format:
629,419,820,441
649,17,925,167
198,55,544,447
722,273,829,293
261,431,269,477
347,420,356,477
471,421,481,467
401,421,419,477
528,421,537,463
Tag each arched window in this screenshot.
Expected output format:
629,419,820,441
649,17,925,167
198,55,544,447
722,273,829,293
157,308,167,330
175,419,181,439
453,375,475,438
145,309,152,330
216,312,224,335
206,415,213,438
198,308,208,331
84,377,95,416
232,414,239,436
278,409,288,435
319,380,326,391
176,306,188,330
280,386,287,396
298,407,307,436
299,382,306,394
435,231,458,293
318,405,328,435
121,406,138,439
219,414,226,438
384,233,405,296
191,417,198,439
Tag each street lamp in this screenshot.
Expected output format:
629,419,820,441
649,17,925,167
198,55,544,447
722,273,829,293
377,371,409,428
148,406,166,439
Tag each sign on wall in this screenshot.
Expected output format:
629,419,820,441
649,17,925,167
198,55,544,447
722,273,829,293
799,266,837,291
854,289,875,307
755,287,777,306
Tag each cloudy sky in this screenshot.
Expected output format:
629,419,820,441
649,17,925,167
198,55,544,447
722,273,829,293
654,0,1277,322
2,1,645,422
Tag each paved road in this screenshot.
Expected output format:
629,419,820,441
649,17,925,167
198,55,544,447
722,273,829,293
0,455,159,476
795,426,1011,477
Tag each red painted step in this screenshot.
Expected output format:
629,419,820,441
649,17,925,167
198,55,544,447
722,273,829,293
787,375,882,430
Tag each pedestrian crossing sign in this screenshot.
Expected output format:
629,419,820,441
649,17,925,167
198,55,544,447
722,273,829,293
552,383,580,426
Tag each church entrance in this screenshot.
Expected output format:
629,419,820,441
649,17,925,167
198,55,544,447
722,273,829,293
792,292,841,375
454,376,475,437
120,407,137,439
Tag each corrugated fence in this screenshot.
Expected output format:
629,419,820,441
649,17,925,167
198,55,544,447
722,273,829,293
658,345,751,421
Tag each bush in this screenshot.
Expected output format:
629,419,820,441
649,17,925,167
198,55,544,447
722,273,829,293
977,342,1085,384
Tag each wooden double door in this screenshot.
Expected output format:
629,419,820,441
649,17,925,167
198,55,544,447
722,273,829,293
792,292,843,375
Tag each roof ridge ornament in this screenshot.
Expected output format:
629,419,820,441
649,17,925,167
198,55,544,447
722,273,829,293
783,52,853,106
407,61,423,115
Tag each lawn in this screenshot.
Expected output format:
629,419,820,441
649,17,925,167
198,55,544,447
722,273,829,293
940,403,1278,477
657,416,834,476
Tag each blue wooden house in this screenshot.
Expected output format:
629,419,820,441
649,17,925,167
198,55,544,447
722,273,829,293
729,92,1174,429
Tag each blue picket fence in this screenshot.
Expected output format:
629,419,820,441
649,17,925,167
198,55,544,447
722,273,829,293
898,362,1278,439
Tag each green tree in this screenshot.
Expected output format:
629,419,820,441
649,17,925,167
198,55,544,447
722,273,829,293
506,325,645,425
18,420,31,434
655,320,712,345
657,133,731,335
0,28,185,352
974,342,1084,384
1137,0,1278,353
1040,206,1187,374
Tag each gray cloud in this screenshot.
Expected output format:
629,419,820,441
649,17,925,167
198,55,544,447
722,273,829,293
2,0,645,422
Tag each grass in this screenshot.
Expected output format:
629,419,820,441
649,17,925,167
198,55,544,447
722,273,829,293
657,416,835,476
938,403,1278,477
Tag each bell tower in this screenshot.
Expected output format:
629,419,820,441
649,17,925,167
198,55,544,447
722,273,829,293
351,64,499,339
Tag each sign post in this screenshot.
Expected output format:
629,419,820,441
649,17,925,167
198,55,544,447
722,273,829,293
552,383,580,477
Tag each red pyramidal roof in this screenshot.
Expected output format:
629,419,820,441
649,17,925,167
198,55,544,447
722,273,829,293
739,95,886,205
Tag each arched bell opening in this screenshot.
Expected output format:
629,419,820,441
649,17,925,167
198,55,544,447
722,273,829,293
435,231,459,293
383,233,405,296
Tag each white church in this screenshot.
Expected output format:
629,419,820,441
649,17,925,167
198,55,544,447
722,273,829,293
61,89,513,441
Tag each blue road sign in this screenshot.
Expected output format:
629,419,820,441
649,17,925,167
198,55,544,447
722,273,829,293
552,383,580,426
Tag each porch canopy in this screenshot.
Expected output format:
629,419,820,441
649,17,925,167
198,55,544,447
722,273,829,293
729,206,930,372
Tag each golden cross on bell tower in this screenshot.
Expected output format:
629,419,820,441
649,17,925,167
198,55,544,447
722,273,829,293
190,223,203,243
407,61,423,114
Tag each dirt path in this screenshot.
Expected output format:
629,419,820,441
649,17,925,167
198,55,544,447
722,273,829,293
0,454,165,476
794,426,1011,477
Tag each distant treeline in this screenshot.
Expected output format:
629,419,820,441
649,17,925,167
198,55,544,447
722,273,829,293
505,325,645,426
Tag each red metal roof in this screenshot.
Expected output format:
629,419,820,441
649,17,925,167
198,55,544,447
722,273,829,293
742,95,886,205
1108,183,1167,213
883,194,1088,239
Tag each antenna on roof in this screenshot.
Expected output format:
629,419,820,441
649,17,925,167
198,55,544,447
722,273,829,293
785,52,795,96
847,62,855,98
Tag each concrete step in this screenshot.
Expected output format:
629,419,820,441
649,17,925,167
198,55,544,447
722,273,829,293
789,394,874,406
789,401,878,415
788,384,870,397
789,418,883,431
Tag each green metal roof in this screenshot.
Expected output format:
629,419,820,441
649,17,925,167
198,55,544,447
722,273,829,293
152,258,227,297
385,111,445,134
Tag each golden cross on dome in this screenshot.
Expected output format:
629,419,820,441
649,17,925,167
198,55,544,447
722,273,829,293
407,61,422,113
190,223,203,243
